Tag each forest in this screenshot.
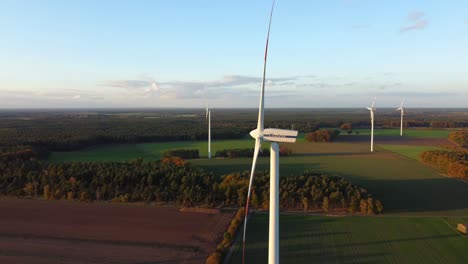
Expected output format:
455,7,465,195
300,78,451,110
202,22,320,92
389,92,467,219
419,149,468,179
1,108,466,155
0,156,382,215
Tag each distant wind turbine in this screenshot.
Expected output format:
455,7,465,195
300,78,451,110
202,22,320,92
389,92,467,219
396,99,405,137
366,98,376,152
242,1,298,263
206,106,211,159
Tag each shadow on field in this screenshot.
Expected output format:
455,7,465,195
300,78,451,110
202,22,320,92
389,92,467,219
238,216,392,264
294,152,371,157
337,176,468,214
336,234,460,248
335,135,454,147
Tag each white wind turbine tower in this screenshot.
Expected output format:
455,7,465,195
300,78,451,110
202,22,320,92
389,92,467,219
396,99,405,136
366,98,376,152
206,106,211,159
242,1,298,263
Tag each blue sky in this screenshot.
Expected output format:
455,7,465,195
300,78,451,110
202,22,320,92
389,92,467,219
1,0,467,108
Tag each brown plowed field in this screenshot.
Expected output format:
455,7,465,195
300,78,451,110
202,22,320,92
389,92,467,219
0,199,233,264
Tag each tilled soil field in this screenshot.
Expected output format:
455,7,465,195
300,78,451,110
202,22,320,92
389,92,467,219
0,199,233,264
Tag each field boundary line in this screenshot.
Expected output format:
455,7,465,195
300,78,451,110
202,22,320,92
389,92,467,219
441,218,468,239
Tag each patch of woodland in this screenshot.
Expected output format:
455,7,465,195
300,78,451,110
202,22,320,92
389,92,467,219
0,156,382,215
419,149,468,180
448,131,468,148
305,130,340,143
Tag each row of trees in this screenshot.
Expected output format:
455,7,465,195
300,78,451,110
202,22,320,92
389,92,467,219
215,148,270,158
163,149,199,159
305,130,340,143
214,147,292,158
206,207,245,264
419,150,468,179
0,157,382,214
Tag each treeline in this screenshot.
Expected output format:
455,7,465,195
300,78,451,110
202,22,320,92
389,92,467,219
0,114,248,154
206,207,245,264
449,131,468,148
215,148,270,158
1,109,466,156
214,147,293,158
0,157,382,214
163,149,199,159
305,130,340,143
419,150,468,179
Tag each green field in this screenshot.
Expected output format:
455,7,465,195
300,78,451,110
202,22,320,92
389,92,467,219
336,128,452,138
229,214,468,264
378,144,444,160
48,139,254,162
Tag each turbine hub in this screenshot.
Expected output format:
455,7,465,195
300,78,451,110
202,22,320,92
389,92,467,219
249,129,262,139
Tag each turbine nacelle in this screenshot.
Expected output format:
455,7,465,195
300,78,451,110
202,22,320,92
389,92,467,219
250,128,298,143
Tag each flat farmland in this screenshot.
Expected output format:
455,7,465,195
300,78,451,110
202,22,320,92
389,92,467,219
48,139,253,162
0,199,233,264
229,214,468,264
336,128,452,138
379,144,444,160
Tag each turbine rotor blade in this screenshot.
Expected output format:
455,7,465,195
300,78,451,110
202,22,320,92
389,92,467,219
256,0,275,131
242,137,261,263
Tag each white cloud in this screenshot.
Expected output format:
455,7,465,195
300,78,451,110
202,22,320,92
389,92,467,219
400,11,428,33
102,75,302,100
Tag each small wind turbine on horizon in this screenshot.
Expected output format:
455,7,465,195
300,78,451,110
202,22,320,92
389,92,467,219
242,1,298,263
366,98,376,152
206,106,211,159
396,99,405,137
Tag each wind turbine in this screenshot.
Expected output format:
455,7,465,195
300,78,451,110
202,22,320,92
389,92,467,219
242,1,298,263
396,99,404,136
206,106,211,159
366,98,376,152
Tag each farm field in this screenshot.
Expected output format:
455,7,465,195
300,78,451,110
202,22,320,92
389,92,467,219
47,128,454,163
229,214,468,264
0,198,233,264
336,128,452,138
48,138,253,162
379,144,444,160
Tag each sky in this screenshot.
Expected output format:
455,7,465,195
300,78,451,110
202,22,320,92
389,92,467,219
1,0,467,108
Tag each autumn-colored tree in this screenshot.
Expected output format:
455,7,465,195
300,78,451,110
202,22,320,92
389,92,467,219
43,185,51,200
360,199,368,214
322,197,329,213
340,123,353,132
23,182,34,197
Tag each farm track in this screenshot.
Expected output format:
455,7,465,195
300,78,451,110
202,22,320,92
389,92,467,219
412,221,450,264
318,223,329,263
376,222,407,264
345,224,360,263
